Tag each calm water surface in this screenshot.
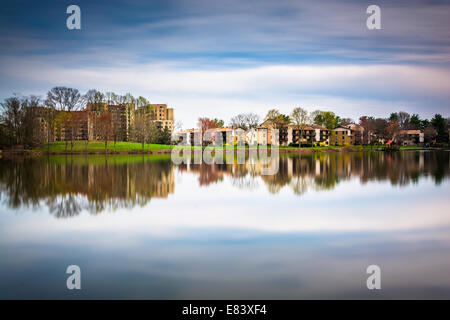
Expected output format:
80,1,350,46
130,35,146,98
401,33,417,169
1,151,450,299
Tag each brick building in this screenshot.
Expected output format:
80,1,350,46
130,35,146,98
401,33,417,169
30,102,174,144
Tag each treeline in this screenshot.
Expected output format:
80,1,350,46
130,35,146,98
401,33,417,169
198,107,450,144
0,87,173,150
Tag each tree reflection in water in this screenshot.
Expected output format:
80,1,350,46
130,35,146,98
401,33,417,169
0,151,449,217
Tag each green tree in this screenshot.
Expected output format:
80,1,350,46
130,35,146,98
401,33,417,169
431,114,447,143
212,118,224,128
136,96,149,107
389,112,398,122
156,127,172,145
264,109,289,129
410,114,422,129
311,110,339,130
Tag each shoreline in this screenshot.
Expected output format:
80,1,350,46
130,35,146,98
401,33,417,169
1,146,447,158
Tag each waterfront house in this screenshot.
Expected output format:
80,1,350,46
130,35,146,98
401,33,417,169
288,124,330,146
395,130,424,146
331,126,355,145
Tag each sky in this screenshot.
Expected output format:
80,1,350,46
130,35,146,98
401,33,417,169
1,0,450,128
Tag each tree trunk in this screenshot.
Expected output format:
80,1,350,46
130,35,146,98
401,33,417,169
105,138,107,153
299,128,302,148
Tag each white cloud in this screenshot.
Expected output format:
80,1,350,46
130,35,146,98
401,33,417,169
1,55,449,126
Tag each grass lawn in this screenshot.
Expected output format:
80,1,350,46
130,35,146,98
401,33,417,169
36,141,431,154
40,141,172,152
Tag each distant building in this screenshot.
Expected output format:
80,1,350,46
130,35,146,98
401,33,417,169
30,102,175,144
137,104,174,132
178,128,199,146
87,103,135,141
259,120,288,146
395,130,424,146
54,110,96,142
345,123,365,144
288,124,330,146
330,127,354,145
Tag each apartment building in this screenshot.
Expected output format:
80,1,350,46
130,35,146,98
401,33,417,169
259,121,288,146
178,129,199,146
288,125,330,146
108,104,135,140
53,110,96,142
330,127,355,145
345,123,365,144
87,103,135,141
30,102,174,144
137,104,174,132
395,130,424,146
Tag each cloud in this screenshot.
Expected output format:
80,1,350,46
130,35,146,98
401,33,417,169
1,53,449,126
1,0,450,126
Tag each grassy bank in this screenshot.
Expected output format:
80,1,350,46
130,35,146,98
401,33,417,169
39,141,172,153
1,142,438,157
38,142,351,153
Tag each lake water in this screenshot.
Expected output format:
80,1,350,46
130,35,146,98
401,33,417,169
1,151,450,299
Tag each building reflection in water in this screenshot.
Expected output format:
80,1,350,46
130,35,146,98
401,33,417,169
0,155,175,218
0,151,449,217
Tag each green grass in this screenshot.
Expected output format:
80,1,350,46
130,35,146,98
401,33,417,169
40,141,172,153
399,145,425,149
35,141,432,154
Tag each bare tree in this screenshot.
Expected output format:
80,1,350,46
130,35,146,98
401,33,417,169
46,87,84,111
97,113,112,153
67,112,84,152
105,92,116,105
115,94,127,105
20,95,41,147
85,89,105,104
230,113,247,129
244,113,260,129
46,87,85,151
397,111,411,130
198,117,217,145
424,125,437,144
172,120,183,145
124,93,135,105
291,107,310,147
386,120,400,140
0,95,24,146
230,113,260,130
